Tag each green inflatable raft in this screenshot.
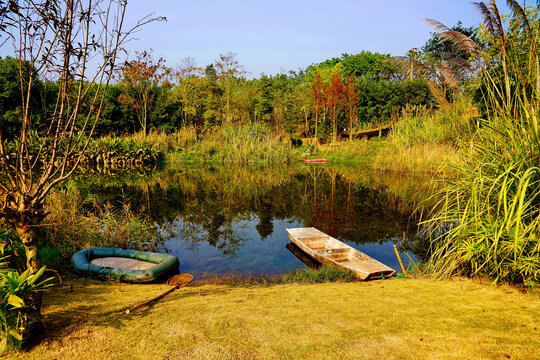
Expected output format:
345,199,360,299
71,247,179,283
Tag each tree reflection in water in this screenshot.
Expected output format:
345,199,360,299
77,164,431,277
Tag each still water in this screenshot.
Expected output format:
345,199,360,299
81,164,429,279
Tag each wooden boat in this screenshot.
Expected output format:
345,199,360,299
71,247,179,283
286,227,395,280
285,242,322,270
304,159,327,163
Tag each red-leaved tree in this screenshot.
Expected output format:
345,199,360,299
119,50,170,136
328,72,345,145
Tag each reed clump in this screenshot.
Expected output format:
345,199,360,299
372,101,477,175
423,1,540,287
170,122,296,165
40,183,158,264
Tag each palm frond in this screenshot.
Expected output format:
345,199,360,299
427,81,450,109
424,19,482,57
437,60,459,90
506,0,532,35
472,2,495,35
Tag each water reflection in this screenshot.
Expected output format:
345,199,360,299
77,164,431,278
286,242,322,269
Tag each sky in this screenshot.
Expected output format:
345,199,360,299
121,0,513,77
1,0,515,78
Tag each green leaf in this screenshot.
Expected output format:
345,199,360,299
7,294,24,308
27,266,46,286
9,329,22,341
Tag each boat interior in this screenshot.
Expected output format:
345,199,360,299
300,236,371,263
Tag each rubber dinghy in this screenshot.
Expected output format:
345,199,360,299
71,248,179,283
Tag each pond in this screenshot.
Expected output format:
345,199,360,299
79,164,431,279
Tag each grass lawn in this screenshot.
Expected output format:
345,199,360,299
14,277,539,360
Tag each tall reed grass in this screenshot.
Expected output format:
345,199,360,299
41,183,159,262
423,1,540,286
91,127,198,155
170,122,296,165
372,101,477,175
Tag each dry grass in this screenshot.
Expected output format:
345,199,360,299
12,278,540,360
371,142,462,177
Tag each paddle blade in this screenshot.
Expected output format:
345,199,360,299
167,273,193,287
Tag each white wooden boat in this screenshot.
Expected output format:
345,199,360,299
286,227,395,280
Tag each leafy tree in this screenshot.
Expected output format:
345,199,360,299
96,84,137,135
271,72,298,133
311,73,327,143
294,83,312,137
173,57,204,128
344,75,360,140
119,50,170,136
309,52,397,80
255,75,273,122
202,64,224,129
422,21,480,64
403,22,481,107
214,53,246,123
0,57,43,140
151,85,181,132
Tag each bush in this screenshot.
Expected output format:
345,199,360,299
0,232,53,352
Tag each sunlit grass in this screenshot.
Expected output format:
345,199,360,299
169,122,296,165
13,278,540,359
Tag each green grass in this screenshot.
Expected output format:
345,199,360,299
204,266,357,286
12,277,539,359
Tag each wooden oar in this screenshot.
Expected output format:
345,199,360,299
125,273,193,314
393,245,407,277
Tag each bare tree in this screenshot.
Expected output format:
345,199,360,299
0,0,161,340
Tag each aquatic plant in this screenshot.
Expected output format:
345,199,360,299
204,266,357,286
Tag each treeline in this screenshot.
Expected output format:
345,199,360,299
0,51,433,142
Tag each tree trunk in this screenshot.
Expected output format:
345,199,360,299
15,225,44,348
349,112,353,142
314,113,318,149
143,101,148,137
16,227,40,274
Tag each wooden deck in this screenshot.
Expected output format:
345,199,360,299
341,124,392,140
286,227,395,280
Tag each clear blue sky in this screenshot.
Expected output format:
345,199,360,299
1,1,514,77
123,0,512,77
